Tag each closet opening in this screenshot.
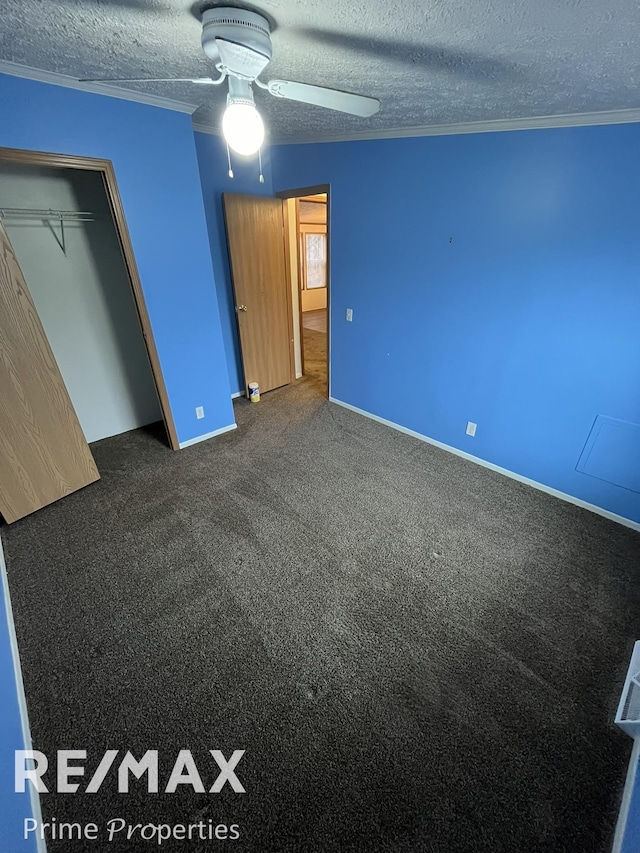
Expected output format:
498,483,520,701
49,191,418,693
0,148,176,449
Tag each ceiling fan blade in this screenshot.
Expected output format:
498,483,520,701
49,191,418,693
77,0,173,9
295,29,524,83
267,80,379,117
78,77,222,84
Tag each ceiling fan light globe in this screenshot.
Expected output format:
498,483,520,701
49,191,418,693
222,101,265,156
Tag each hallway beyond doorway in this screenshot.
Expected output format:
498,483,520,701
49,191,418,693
302,308,327,390
302,308,327,333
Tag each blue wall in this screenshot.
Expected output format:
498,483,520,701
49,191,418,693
0,561,37,851
0,74,234,444
194,131,273,395
271,125,640,525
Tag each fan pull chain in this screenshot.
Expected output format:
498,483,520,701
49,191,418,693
258,147,265,184
226,142,234,179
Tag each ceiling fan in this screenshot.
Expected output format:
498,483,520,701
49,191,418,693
82,5,380,157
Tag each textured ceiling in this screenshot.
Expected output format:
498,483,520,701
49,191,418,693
1,0,640,143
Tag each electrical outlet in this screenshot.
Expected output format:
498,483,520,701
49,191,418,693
346,308,353,322
195,406,205,419
466,421,477,437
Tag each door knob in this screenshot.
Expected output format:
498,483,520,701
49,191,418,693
237,304,248,312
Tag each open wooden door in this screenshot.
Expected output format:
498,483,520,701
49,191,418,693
0,222,100,523
223,194,294,395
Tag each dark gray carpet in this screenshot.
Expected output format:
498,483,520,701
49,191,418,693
3,377,640,852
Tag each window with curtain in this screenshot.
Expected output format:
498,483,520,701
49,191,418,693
299,225,327,290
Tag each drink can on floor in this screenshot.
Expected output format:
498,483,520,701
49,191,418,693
249,382,260,403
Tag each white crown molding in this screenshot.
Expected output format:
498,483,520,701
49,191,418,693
0,60,196,115
267,106,640,146
192,120,276,147
192,121,281,153
193,121,221,136
3,62,635,142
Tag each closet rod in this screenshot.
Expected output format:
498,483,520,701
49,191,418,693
0,208,98,256
0,207,96,221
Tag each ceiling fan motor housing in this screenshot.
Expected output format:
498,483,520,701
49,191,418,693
201,7,273,80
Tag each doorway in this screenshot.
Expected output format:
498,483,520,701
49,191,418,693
296,193,328,392
222,184,330,401
278,185,330,398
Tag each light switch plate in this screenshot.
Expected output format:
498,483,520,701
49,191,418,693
466,421,477,437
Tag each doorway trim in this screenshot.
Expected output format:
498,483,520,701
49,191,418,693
275,184,331,397
0,146,179,450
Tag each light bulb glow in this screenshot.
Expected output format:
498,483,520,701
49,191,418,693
222,101,265,156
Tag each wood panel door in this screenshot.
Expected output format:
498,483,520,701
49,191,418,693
0,222,100,523
223,194,293,395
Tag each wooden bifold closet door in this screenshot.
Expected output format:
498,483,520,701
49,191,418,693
0,222,100,523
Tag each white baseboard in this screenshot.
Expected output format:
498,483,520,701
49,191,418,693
231,391,244,399
612,738,640,853
178,423,237,449
329,397,640,532
0,539,46,853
